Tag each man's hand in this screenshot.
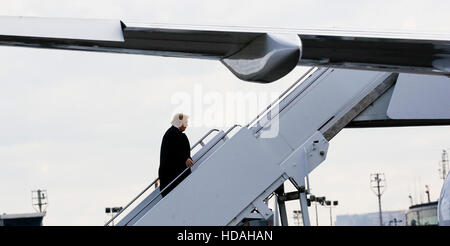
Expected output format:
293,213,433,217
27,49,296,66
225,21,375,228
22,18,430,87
186,158,194,168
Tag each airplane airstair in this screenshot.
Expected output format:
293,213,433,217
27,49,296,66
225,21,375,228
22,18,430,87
105,67,399,226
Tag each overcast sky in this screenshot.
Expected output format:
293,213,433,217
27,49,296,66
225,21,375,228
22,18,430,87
0,0,449,226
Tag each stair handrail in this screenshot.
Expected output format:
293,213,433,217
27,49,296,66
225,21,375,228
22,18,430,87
192,124,241,165
104,128,220,226
246,67,316,128
191,128,219,149
104,177,159,226
115,124,241,226
253,67,329,135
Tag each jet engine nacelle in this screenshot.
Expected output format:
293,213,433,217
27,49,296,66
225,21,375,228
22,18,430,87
221,33,302,83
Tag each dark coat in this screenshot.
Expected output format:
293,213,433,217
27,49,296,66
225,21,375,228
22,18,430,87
159,125,192,197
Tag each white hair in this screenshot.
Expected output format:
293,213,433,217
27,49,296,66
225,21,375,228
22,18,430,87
171,113,189,128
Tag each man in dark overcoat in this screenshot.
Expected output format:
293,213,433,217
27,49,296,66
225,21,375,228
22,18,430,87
159,113,194,197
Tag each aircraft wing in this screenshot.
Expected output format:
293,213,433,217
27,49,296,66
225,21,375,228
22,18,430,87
1,16,449,82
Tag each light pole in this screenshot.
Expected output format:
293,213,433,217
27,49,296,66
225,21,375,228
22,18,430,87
315,196,326,226
370,173,386,226
425,185,431,203
307,194,337,226
309,195,319,226
293,210,302,226
325,200,338,226
105,207,123,226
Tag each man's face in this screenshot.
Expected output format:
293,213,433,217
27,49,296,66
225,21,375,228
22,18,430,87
179,124,187,132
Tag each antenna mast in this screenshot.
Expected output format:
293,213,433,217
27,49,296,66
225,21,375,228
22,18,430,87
32,189,48,213
439,150,449,182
